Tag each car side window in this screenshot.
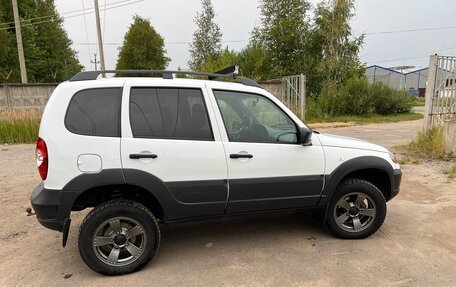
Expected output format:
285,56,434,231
130,88,213,141
65,88,122,137
216,99,243,135
213,90,298,144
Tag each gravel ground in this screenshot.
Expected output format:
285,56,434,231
0,119,455,286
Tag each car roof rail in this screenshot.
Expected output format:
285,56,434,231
68,67,263,89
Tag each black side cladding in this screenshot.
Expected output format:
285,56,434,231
122,169,227,219
226,175,324,213
64,168,228,220
30,183,80,231
317,156,400,207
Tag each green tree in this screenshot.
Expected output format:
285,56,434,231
311,0,364,87
201,47,237,74
0,0,82,83
252,0,310,78
236,44,272,80
188,0,222,71
0,7,14,81
116,16,170,74
200,44,271,80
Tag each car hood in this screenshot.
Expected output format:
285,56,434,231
315,133,388,153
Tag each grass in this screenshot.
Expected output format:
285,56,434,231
397,125,456,179
305,112,423,125
0,109,41,144
413,97,426,107
301,96,423,126
399,125,445,159
443,163,456,180
397,157,422,165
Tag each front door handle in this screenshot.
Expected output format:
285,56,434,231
230,153,253,159
129,153,158,159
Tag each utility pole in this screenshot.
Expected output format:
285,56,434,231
94,0,106,75
11,0,28,83
90,53,100,71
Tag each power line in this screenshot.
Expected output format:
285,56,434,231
3,2,456,39
0,0,144,30
365,45,456,64
73,40,248,45
363,25,456,36
0,0,139,27
439,7,456,51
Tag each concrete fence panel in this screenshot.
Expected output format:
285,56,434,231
0,84,58,110
258,79,282,100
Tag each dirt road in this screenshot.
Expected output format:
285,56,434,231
1,119,455,286
318,119,423,149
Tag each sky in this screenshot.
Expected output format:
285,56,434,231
54,0,456,72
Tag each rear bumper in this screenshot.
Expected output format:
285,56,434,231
389,169,402,201
30,183,79,232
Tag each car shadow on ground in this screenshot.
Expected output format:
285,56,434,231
150,210,331,267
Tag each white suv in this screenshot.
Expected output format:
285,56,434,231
31,70,401,275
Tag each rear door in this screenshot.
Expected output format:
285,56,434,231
206,86,325,213
120,80,228,220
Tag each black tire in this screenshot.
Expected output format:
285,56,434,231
78,200,160,275
326,179,387,239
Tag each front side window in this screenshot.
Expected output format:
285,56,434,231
65,88,122,137
129,88,213,140
214,90,297,143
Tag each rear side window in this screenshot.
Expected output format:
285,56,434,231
65,88,122,137
130,88,213,140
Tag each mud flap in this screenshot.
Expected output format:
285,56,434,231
62,218,71,247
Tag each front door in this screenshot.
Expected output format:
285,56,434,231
120,81,228,220
209,88,325,213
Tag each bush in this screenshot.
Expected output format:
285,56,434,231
318,77,373,116
305,95,325,120
317,77,414,116
370,82,414,114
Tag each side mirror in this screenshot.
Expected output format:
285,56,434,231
299,127,312,146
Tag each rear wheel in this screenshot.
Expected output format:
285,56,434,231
78,200,160,275
326,179,386,239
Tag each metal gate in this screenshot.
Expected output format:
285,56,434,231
424,55,456,130
281,74,306,120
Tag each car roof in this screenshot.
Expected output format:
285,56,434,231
69,70,263,89
62,76,266,94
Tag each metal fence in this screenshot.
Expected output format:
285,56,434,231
424,55,456,130
281,74,306,120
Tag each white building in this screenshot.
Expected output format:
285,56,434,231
365,65,428,94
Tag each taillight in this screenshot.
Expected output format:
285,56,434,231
36,138,48,180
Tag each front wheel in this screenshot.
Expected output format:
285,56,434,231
78,200,160,275
326,179,387,239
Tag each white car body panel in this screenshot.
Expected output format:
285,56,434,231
204,81,325,180
120,79,228,182
314,133,399,173
38,77,398,190
39,80,125,190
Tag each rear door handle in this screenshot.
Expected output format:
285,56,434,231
230,153,253,159
129,153,158,159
